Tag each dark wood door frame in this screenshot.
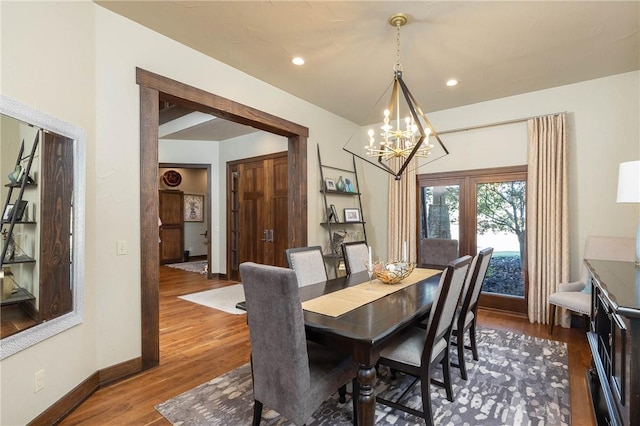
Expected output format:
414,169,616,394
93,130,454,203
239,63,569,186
137,68,308,369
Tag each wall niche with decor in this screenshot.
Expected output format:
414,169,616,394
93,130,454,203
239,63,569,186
0,95,86,359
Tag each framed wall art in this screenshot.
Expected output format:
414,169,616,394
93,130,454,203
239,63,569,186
184,194,204,222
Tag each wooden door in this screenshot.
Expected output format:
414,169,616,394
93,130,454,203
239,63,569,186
159,190,184,264
228,152,287,281
269,155,289,267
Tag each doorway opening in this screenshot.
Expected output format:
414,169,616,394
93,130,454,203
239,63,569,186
137,68,309,369
159,163,211,276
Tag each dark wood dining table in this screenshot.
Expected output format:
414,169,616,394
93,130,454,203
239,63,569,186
296,270,442,426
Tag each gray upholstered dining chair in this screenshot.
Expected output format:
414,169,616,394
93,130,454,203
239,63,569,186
548,235,635,334
240,262,358,426
285,245,328,287
376,255,472,425
342,241,369,275
419,238,459,269
451,247,493,380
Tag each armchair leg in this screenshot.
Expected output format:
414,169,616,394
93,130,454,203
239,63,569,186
252,400,263,426
548,304,557,335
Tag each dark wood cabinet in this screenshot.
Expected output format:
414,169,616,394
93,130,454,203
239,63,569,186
585,259,640,426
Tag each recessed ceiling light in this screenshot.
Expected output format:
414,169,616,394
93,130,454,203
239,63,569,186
292,57,305,66
446,79,458,87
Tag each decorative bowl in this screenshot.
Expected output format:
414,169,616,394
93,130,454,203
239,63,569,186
369,261,416,284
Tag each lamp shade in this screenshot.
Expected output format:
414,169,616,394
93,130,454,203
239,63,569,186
617,160,640,203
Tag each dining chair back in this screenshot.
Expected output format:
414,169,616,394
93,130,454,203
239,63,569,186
342,241,369,275
240,262,358,426
420,238,459,269
451,247,493,380
285,246,328,287
377,255,472,425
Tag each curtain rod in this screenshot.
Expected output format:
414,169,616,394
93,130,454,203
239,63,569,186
436,111,567,136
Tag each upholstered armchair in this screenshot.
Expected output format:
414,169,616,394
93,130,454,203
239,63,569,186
548,235,635,333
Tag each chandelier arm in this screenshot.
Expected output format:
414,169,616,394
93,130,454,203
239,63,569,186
396,75,427,137
395,135,425,178
403,83,450,155
343,147,399,176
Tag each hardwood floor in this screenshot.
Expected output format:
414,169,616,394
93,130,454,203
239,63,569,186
60,266,594,425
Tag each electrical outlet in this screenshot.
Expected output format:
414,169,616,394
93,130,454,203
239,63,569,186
34,369,44,392
116,240,128,255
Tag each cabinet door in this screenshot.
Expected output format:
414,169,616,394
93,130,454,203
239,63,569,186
159,190,184,264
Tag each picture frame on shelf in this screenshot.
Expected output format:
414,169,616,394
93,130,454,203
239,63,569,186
183,194,204,222
2,204,14,222
325,178,336,191
344,208,361,223
326,204,339,223
12,200,28,221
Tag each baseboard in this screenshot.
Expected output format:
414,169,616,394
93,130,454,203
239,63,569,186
27,357,142,426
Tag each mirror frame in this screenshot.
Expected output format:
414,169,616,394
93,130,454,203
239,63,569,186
0,95,86,359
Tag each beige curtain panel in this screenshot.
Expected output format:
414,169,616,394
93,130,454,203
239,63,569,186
526,113,570,325
388,158,417,262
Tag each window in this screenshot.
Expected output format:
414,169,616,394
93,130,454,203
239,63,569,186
417,166,527,313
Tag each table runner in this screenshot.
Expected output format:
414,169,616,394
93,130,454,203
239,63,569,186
302,268,441,317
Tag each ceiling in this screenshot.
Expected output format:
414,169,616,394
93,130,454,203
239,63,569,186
97,1,640,141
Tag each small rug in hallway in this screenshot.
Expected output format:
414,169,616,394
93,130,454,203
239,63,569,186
179,284,246,315
166,260,208,275
155,327,570,425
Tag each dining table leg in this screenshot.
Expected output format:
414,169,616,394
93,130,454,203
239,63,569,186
356,363,377,426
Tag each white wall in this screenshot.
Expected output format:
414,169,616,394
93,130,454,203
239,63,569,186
1,2,97,424
1,3,358,424
0,1,637,424
363,71,640,279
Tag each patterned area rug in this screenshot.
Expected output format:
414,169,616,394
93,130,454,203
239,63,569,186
166,260,208,275
155,328,570,425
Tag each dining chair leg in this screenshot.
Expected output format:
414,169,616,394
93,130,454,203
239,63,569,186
420,370,435,426
252,400,263,426
469,322,479,361
456,330,468,380
548,304,556,335
441,350,454,402
338,384,347,403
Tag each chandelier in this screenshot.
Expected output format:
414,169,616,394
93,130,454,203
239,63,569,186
355,13,448,180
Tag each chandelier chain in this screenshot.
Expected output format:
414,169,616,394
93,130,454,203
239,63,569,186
394,23,402,71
